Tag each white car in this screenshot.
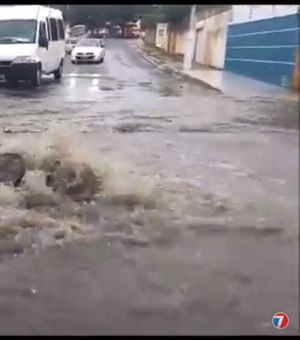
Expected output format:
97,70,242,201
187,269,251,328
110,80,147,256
65,38,78,54
71,39,105,64
98,28,109,38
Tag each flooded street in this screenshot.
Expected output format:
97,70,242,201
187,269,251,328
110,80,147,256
0,39,299,335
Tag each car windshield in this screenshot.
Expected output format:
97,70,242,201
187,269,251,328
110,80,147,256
0,19,37,44
77,39,98,47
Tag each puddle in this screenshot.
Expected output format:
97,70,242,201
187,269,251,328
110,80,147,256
158,85,181,97
179,123,253,134
99,86,115,91
114,122,164,133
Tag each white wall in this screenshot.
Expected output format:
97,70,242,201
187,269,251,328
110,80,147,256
194,11,230,69
155,23,169,51
229,5,299,24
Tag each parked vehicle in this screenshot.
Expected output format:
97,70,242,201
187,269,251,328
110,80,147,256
110,25,122,38
91,28,109,39
65,38,78,54
98,28,109,38
71,38,105,64
123,22,140,39
69,24,86,38
140,31,146,40
0,5,65,87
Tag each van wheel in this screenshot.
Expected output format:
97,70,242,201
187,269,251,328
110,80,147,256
54,61,63,80
30,66,42,88
6,77,18,88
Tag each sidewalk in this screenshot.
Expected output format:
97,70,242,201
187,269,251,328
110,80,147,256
189,63,298,99
131,40,299,100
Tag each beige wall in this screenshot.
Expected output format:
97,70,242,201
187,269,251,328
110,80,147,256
175,30,188,56
144,29,156,45
194,11,230,69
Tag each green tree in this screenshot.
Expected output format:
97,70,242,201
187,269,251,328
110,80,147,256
139,5,191,29
59,5,192,28
162,5,191,25
65,5,137,27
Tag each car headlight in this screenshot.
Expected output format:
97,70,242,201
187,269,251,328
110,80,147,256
13,56,38,64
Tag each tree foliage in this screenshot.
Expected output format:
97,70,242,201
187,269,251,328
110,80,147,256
162,5,191,25
54,5,192,28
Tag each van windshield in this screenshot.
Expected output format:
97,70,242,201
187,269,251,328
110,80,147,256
0,19,37,44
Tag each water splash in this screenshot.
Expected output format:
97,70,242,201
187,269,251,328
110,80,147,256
0,124,167,258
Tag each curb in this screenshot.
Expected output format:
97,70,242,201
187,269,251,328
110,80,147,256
131,44,223,93
178,71,223,93
131,44,164,68
131,44,181,78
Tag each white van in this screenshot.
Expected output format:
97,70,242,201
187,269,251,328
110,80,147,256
0,5,65,87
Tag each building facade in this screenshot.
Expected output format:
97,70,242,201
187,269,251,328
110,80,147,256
194,10,230,69
224,5,300,88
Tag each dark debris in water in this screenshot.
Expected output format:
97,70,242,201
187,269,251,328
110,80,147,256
114,122,163,134
22,193,58,209
179,123,253,134
158,85,181,97
104,233,150,248
0,153,26,187
99,86,115,91
188,223,285,237
3,128,13,134
0,226,18,239
0,240,24,256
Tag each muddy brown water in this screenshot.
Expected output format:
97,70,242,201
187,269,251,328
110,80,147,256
0,39,298,335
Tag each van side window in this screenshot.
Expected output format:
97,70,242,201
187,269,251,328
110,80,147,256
50,18,58,41
46,18,51,40
39,21,47,40
57,19,65,40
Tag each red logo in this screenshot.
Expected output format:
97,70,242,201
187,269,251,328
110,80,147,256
272,312,289,329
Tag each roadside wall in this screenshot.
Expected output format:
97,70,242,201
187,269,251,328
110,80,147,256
167,29,177,55
144,28,156,45
175,30,188,56
155,23,169,51
194,11,230,69
224,5,300,89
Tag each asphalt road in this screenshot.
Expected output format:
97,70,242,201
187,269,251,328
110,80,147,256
0,39,298,335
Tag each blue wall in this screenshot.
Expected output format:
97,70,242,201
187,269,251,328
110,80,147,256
225,14,299,88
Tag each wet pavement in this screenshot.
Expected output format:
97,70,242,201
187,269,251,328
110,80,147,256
0,39,299,335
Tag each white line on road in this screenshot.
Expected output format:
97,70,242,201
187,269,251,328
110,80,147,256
89,78,100,91
64,77,102,92
64,73,103,78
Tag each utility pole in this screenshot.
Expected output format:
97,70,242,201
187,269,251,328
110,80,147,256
183,5,197,71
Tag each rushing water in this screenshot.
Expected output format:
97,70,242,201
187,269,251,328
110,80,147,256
0,40,298,334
